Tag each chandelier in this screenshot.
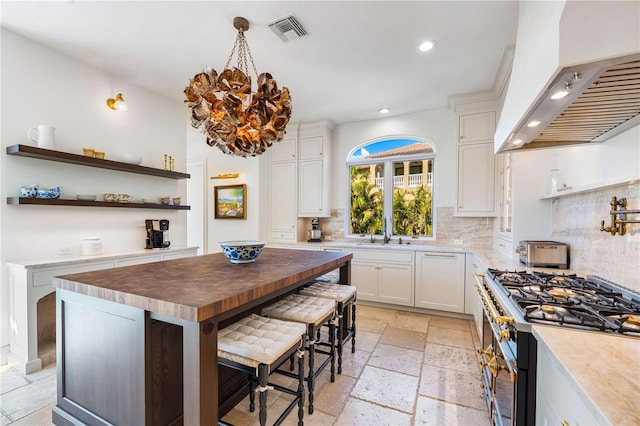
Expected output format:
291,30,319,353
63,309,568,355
184,17,292,157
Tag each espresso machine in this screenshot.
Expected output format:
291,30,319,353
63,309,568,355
145,219,170,249
308,217,322,242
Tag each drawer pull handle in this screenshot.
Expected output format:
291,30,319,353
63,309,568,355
423,253,456,258
561,421,570,426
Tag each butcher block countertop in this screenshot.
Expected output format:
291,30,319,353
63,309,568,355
52,248,352,322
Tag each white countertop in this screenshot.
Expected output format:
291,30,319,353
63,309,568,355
6,246,199,269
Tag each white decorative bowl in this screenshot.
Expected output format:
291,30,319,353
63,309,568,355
219,241,266,264
118,154,142,165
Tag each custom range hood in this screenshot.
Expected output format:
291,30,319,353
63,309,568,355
495,1,640,153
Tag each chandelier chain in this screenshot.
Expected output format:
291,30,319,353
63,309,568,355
223,29,259,78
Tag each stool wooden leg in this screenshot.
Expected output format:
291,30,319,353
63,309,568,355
297,350,305,426
351,301,357,353
336,311,344,374
307,324,315,414
249,376,256,412
329,321,336,382
258,365,268,426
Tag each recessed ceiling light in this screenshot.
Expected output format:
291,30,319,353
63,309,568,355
527,120,541,127
512,139,524,146
418,40,436,52
550,90,569,100
378,108,391,114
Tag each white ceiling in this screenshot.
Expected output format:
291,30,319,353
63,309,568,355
1,1,519,125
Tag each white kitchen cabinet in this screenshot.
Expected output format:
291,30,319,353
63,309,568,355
463,254,484,339
456,142,497,216
536,343,604,426
414,251,466,313
459,111,495,144
297,121,333,218
270,137,298,242
350,249,414,306
270,160,297,242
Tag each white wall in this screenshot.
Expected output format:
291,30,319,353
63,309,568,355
331,107,457,213
0,29,188,362
186,126,261,253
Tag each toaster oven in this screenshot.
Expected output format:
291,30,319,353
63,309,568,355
516,241,569,268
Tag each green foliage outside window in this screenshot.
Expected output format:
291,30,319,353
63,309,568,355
392,186,433,237
349,166,383,234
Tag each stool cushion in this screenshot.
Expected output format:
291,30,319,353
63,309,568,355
218,314,306,368
262,294,336,327
299,282,357,303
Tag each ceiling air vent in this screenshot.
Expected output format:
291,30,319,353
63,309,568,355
269,15,307,42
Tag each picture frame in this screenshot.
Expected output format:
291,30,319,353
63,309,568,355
214,184,246,219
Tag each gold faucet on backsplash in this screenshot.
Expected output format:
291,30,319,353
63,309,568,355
600,196,640,236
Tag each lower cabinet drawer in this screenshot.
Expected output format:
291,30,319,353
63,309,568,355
271,231,296,240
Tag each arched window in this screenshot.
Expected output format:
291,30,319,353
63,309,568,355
347,137,435,238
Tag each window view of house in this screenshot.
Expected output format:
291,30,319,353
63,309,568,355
348,139,434,237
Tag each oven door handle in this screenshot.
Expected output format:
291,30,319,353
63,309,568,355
473,273,515,326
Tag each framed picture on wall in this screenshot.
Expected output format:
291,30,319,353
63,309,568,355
214,184,246,219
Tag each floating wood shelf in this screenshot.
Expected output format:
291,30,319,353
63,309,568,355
7,197,191,210
6,144,190,179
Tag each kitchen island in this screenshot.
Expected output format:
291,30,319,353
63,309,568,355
50,248,352,425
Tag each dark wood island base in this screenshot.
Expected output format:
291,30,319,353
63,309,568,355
51,248,352,425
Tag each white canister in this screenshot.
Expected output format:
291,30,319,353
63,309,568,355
82,237,103,256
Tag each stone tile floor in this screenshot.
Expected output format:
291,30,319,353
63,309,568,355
0,305,490,425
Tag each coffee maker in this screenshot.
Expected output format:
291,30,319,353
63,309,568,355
145,219,170,249
308,217,322,242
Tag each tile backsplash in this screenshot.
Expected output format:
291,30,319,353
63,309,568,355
551,183,640,292
310,207,494,246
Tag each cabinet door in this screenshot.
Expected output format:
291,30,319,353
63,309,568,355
299,136,324,161
378,263,414,306
271,137,297,162
298,159,324,216
456,142,496,216
351,260,378,301
271,161,297,239
536,345,604,426
459,111,495,144
414,252,466,313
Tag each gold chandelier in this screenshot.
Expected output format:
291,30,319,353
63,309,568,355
184,17,292,157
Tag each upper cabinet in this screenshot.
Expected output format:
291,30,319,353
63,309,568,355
459,112,496,144
298,121,333,218
455,112,498,217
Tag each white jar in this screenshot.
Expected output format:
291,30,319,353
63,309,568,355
82,237,103,256
547,169,564,194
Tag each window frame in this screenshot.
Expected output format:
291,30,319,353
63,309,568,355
346,137,436,240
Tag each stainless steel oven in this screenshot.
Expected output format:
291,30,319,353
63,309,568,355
474,273,537,426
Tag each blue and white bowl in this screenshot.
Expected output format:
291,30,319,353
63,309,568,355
36,186,62,199
20,184,39,197
219,241,266,264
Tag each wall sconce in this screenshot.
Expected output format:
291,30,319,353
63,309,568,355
106,93,128,110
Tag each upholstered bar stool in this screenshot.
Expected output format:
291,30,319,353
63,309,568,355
261,294,336,414
299,281,357,374
217,314,306,426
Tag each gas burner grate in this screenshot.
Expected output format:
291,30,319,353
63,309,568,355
488,269,640,336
